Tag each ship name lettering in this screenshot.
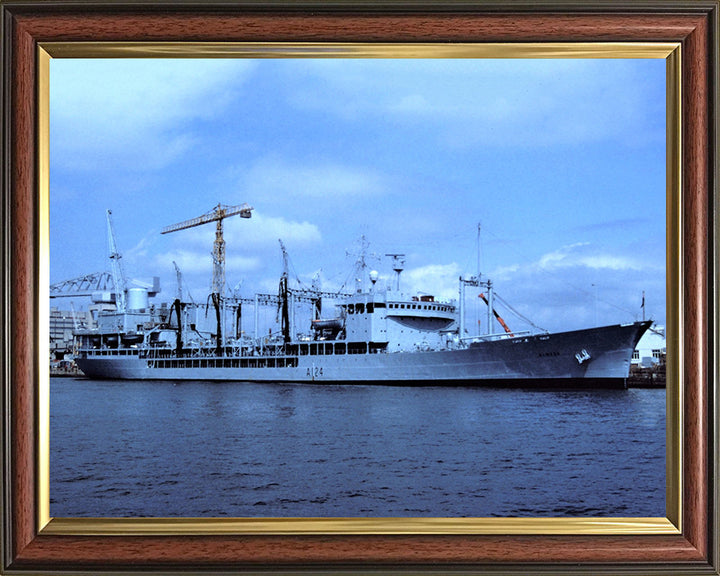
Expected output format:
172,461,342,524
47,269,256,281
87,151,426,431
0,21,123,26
307,366,323,377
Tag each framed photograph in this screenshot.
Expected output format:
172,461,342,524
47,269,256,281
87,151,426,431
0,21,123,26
2,1,717,574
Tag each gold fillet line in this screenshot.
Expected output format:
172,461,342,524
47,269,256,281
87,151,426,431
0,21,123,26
42,517,679,537
37,46,51,532
664,44,683,532
39,40,682,537
39,41,679,59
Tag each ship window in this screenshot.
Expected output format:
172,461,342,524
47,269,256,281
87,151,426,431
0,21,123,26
357,303,365,314
348,304,354,314
367,303,374,313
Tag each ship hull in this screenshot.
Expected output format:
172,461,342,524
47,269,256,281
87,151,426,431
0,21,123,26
75,321,650,388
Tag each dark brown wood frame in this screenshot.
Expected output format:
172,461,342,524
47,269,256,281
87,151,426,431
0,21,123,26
1,1,717,573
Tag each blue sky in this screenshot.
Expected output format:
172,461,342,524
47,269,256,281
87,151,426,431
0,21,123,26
49,57,666,333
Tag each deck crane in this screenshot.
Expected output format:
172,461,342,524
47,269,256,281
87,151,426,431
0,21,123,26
106,210,128,313
478,292,514,337
161,203,253,355
172,260,183,302
277,239,291,343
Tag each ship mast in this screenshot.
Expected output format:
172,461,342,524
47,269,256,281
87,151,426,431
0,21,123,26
386,253,405,292
459,222,496,340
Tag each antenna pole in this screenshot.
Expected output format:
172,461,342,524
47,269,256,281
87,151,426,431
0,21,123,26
477,222,482,281
459,277,465,339
642,290,646,321
477,223,482,336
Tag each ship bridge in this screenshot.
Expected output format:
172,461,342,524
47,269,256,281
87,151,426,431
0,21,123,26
335,289,457,352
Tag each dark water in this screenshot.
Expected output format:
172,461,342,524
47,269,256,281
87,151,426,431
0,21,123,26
50,378,665,518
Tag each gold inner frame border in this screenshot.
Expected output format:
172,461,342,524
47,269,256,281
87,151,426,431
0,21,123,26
36,41,682,537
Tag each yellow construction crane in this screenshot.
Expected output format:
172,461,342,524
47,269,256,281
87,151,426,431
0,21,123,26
161,203,253,297
162,203,252,355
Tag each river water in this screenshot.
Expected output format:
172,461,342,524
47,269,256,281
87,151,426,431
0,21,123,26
50,377,665,518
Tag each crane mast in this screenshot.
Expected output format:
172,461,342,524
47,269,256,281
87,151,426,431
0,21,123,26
172,260,183,302
106,210,128,313
162,203,252,297
161,203,253,354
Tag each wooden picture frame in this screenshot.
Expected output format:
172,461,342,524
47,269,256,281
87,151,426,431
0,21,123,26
2,1,717,573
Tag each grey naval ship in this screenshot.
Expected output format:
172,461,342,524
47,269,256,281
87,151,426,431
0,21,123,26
73,206,650,388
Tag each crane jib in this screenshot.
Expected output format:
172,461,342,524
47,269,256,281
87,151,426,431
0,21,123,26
161,203,253,234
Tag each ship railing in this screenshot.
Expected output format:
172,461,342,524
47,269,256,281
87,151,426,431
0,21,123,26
81,347,141,357
460,330,532,343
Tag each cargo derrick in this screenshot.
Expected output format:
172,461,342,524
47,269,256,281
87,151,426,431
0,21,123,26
478,293,514,336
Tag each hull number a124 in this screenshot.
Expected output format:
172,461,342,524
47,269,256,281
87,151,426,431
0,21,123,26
307,366,324,378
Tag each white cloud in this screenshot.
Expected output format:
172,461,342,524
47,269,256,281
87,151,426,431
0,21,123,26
537,242,647,272
490,264,520,281
143,211,323,298
479,241,665,332
223,211,322,249
51,59,255,171
237,156,388,200
151,248,260,277
286,58,664,148
402,262,462,302
149,210,321,252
